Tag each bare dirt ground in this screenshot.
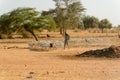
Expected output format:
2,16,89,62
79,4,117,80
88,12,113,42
0,31,120,80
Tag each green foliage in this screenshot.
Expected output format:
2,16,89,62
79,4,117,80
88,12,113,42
67,1,85,29
99,19,112,32
118,25,120,28
82,15,99,29
0,13,14,35
43,0,85,34
10,7,40,31
82,16,113,31
39,16,56,31
0,7,56,40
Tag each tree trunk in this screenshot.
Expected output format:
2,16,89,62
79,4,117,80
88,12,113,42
29,30,38,41
101,28,104,33
60,27,63,34
0,34,2,39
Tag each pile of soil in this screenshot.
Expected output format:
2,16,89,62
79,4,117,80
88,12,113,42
76,45,120,58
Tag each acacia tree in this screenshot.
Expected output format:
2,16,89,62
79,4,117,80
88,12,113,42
39,16,56,32
82,15,99,29
99,19,112,33
0,7,56,40
67,1,85,29
42,0,85,34
0,13,15,38
55,0,85,33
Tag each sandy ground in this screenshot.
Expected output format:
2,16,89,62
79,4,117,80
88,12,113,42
0,43,120,80
0,31,120,80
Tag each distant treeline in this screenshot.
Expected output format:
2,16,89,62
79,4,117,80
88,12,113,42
0,0,119,40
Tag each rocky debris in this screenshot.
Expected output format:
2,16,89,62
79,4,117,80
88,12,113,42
28,38,110,49
52,40,63,48
28,41,52,50
1,45,28,49
26,75,32,79
76,45,120,58
28,40,63,49
26,72,35,79
69,38,110,43
29,72,34,74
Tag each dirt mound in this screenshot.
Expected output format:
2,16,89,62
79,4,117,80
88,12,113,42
76,45,120,58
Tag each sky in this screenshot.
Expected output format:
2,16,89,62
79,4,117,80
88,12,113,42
0,0,120,26
81,0,120,26
0,0,55,14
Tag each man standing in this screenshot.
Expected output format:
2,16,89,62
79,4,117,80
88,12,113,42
64,32,70,49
